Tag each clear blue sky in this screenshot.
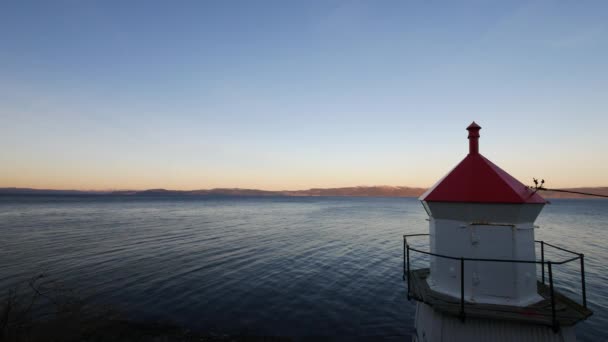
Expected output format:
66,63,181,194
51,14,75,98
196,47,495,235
1,0,607,190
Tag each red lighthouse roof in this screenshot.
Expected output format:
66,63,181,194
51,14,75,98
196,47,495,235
420,122,546,204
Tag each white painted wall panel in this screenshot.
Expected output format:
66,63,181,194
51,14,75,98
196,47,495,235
424,202,543,306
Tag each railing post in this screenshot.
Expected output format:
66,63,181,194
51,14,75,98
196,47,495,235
406,244,411,300
403,236,406,281
460,257,465,322
580,254,587,308
548,262,558,332
541,241,545,285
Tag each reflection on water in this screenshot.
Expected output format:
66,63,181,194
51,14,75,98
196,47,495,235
0,196,606,340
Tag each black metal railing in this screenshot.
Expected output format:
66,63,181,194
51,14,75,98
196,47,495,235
403,233,587,332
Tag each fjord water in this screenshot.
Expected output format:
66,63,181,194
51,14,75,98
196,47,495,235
0,196,606,340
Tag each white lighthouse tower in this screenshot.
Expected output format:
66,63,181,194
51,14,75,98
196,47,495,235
406,122,591,341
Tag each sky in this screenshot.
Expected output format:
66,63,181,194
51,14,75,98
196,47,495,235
1,0,607,191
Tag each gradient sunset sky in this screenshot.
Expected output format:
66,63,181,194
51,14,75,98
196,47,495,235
1,1,607,191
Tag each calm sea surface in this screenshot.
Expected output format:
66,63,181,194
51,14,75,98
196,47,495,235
0,196,606,341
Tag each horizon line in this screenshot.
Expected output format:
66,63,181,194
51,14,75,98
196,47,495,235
2,185,608,193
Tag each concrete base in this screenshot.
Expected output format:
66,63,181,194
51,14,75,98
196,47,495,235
414,302,577,342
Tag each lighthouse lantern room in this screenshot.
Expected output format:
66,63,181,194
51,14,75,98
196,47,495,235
405,122,592,342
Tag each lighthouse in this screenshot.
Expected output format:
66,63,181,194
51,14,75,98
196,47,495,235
405,122,592,341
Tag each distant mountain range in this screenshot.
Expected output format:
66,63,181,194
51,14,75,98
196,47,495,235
1,186,607,199
0,186,426,197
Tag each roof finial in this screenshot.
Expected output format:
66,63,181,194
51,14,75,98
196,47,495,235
467,121,481,155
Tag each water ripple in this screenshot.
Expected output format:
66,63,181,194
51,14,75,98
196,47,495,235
0,196,606,341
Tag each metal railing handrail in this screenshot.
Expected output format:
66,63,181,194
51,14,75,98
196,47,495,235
536,240,581,256
402,233,587,332
406,244,579,265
